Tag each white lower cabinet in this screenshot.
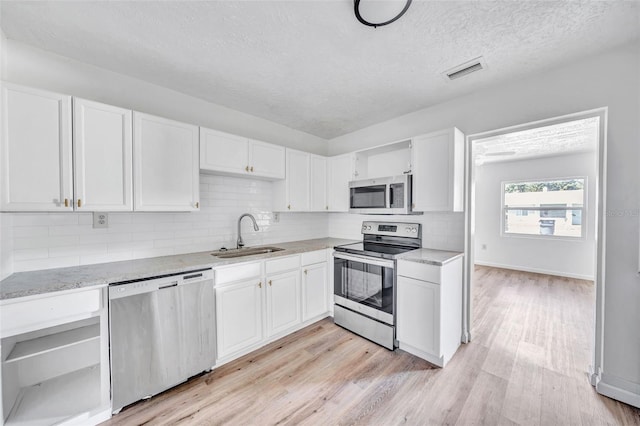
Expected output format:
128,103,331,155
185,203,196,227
396,257,463,367
302,261,328,321
0,287,111,426
214,250,330,365
215,277,264,360
266,270,301,336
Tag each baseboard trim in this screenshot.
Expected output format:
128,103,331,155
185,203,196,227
588,364,601,387
596,378,640,409
474,261,594,281
398,342,445,367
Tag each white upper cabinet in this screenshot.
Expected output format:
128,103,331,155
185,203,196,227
310,155,327,211
199,127,285,180
133,112,200,211
200,127,248,175
412,128,465,212
326,153,354,212
249,139,285,179
1,83,73,211
73,98,133,211
274,149,310,211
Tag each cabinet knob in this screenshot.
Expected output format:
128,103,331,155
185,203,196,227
287,205,291,210
64,198,69,208
304,269,308,275
246,166,250,172
268,280,272,286
195,201,200,209
258,282,262,288
77,199,82,208
250,166,254,172
326,205,328,210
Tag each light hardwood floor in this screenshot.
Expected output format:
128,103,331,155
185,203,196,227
103,266,640,425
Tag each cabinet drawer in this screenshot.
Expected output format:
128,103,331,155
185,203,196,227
397,260,441,284
301,250,327,266
1,289,102,337
215,262,261,285
265,255,300,275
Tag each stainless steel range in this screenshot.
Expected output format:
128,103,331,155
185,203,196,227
333,221,421,350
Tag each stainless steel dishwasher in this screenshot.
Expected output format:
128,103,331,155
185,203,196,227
109,269,216,413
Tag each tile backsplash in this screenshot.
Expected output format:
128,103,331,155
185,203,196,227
4,174,329,273
1,174,464,276
328,212,464,252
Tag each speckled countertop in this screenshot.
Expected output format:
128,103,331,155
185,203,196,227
0,238,355,301
397,248,464,266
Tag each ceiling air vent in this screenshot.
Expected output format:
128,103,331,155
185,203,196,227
443,57,486,81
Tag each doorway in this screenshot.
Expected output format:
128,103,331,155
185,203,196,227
463,108,607,387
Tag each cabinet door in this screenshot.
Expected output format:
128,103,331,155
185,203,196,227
412,128,464,212
200,128,248,175
133,112,200,211
73,98,133,211
286,149,310,211
302,262,328,321
249,140,285,179
266,270,301,336
310,155,327,211
327,153,353,212
1,83,73,211
215,279,264,359
397,276,440,356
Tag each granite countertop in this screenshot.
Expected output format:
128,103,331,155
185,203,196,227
0,238,356,301
397,248,464,266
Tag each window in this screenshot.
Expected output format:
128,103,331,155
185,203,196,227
503,178,585,237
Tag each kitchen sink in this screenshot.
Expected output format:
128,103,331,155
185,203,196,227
211,246,285,259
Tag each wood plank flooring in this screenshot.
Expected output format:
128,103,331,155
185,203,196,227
103,266,640,425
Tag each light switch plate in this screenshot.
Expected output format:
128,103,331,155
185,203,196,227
93,212,109,229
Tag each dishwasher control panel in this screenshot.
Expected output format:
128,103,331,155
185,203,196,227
109,269,213,300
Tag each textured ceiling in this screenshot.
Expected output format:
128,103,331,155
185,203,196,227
475,116,599,165
1,1,638,139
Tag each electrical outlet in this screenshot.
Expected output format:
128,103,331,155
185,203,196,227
273,212,280,223
93,212,109,229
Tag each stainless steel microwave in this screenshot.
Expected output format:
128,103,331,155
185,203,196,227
349,175,420,215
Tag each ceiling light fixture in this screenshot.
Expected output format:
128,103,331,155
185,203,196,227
354,0,412,28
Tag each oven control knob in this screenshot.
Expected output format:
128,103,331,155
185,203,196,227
412,228,417,233
405,227,411,232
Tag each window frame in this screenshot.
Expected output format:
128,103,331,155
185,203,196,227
500,176,587,240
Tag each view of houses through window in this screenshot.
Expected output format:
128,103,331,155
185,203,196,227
503,178,585,237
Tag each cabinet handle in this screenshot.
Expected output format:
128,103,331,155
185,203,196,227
258,282,262,288
304,269,307,275
246,166,250,172
250,166,254,172
64,198,69,208
195,201,200,209
77,199,82,208
326,205,328,210
287,205,291,210
268,280,272,286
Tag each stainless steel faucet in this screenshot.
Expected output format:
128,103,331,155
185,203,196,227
237,213,259,249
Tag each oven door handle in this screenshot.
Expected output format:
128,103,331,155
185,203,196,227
333,252,395,269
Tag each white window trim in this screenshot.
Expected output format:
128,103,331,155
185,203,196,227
500,176,588,240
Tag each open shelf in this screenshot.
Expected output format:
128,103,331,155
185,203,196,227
5,324,100,364
5,365,102,426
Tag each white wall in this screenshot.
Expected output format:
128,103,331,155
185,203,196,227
328,41,640,405
8,174,328,273
0,29,13,280
474,152,596,280
2,39,328,155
